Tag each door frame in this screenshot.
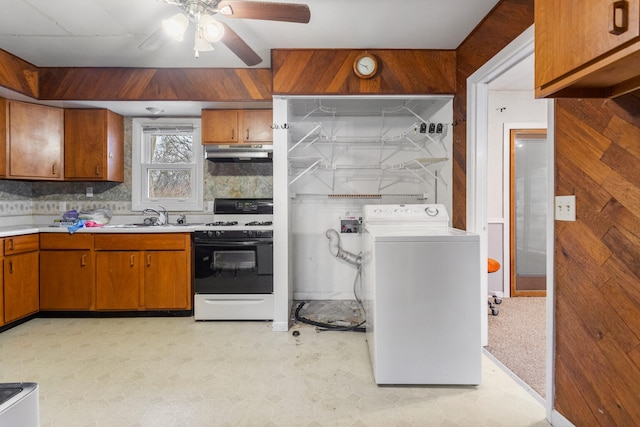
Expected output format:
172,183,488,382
501,122,547,299
509,127,548,297
467,24,559,422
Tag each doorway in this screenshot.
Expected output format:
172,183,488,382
510,129,547,297
467,25,555,416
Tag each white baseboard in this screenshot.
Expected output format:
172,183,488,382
550,409,575,427
271,321,289,332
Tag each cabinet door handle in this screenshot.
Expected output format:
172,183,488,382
95,165,101,176
231,128,235,140
7,238,14,251
609,0,629,35
130,254,135,267
246,128,250,140
52,164,58,176
147,254,152,267
81,254,87,267
8,260,13,274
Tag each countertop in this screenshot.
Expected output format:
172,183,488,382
0,224,200,238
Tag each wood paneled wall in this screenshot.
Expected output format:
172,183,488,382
271,49,456,95
457,2,640,425
555,96,640,426
0,48,38,98
38,67,271,101
453,0,534,229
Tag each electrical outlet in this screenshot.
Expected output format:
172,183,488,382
58,202,67,212
86,186,94,198
555,195,576,221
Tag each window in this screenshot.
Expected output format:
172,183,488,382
132,118,203,211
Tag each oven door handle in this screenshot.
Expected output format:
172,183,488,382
195,240,272,247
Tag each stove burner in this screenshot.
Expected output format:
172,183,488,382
245,221,273,226
205,221,238,227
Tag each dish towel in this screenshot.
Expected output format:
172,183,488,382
67,220,103,234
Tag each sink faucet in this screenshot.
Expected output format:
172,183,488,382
142,206,168,226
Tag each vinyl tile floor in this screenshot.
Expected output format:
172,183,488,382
0,317,549,427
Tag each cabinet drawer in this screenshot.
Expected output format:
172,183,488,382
40,233,93,250
94,233,188,251
4,234,39,255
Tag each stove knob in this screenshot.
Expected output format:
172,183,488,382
255,231,262,237
215,230,223,237
425,206,439,216
247,230,254,237
207,231,214,238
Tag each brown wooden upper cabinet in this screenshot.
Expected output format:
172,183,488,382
64,109,124,182
202,109,272,144
535,0,640,98
0,99,64,180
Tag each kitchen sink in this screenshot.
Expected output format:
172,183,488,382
102,224,151,228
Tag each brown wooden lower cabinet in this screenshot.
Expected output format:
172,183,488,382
144,250,189,309
0,232,193,323
96,251,142,310
40,251,94,310
4,251,39,323
94,233,192,311
40,233,94,310
3,234,39,324
0,252,4,326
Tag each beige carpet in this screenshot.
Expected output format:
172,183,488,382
486,297,546,398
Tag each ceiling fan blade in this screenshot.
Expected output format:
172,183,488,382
218,1,311,23
220,22,263,66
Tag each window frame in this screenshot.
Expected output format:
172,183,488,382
132,117,203,212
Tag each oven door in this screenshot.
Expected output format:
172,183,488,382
194,240,273,294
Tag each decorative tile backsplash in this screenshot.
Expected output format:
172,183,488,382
0,117,273,218
0,200,33,216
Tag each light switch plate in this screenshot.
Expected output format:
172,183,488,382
555,195,576,221
207,201,214,212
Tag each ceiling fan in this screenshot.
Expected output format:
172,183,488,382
153,0,311,65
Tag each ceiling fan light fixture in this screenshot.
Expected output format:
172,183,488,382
162,13,189,41
199,14,225,43
194,27,213,58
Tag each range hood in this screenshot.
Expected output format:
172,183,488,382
204,144,273,163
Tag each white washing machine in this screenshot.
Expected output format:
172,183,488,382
361,204,481,385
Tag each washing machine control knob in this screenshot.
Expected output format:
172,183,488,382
425,206,439,217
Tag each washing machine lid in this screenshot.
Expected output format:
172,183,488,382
363,203,450,228
364,223,479,241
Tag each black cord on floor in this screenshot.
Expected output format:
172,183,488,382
294,301,366,333
295,251,367,333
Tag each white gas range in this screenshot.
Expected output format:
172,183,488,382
192,198,274,321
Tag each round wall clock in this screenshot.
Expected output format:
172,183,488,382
353,53,378,79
